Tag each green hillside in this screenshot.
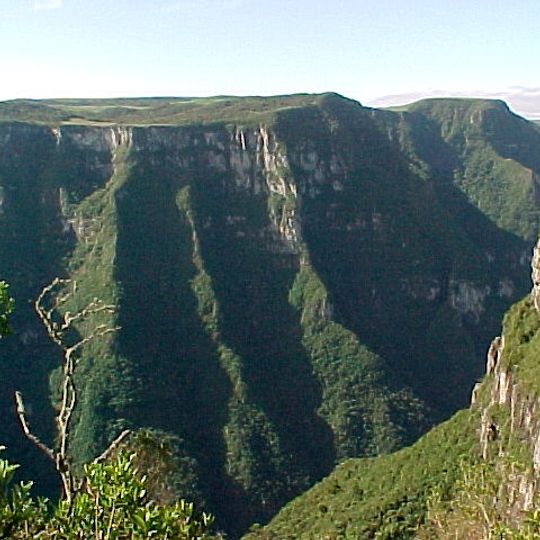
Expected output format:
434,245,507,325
0,94,327,126
0,94,538,536
383,98,540,240
245,265,540,539
243,410,477,539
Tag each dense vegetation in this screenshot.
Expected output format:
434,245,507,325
1,93,539,536
399,98,540,240
0,447,215,539
243,410,477,539
253,284,540,539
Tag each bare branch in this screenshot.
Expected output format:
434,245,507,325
34,278,69,350
92,430,132,465
14,391,55,462
16,277,121,505
66,325,121,359
58,377,76,460
60,302,115,331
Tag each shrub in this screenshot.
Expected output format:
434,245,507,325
0,447,215,539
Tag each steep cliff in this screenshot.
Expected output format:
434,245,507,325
416,239,540,538
252,239,540,539
0,93,537,535
466,238,540,529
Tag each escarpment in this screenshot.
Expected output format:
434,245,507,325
1,94,539,535
471,238,540,523
243,238,540,540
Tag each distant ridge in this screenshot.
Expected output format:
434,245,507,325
367,87,540,120
0,93,336,126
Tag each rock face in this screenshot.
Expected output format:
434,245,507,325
531,237,540,311
473,240,540,522
476,338,540,518
0,94,538,535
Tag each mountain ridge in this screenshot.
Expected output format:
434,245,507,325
1,93,539,536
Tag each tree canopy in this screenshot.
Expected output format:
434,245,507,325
0,447,216,539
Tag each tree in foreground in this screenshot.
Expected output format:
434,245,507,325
1,279,216,539
14,278,129,502
0,446,214,539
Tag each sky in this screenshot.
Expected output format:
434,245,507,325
2,0,540,117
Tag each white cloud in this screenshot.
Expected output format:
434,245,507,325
33,0,63,11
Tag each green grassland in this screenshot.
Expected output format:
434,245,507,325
0,94,331,126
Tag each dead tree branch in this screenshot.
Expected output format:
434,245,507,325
92,430,132,465
14,391,55,462
15,278,126,505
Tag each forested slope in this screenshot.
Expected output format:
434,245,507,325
0,93,538,535
250,240,540,539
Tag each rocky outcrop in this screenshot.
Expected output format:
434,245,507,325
477,347,540,514
531,237,540,311
449,280,491,322
473,239,540,519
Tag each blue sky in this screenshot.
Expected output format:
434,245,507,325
2,0,540,116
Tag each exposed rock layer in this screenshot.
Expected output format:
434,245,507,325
1,94,539,535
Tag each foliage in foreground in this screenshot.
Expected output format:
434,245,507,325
0,447,215,539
